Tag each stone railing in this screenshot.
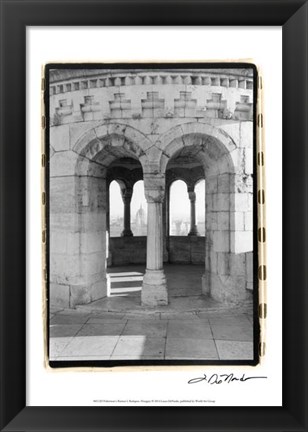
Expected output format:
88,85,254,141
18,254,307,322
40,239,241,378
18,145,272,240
49,69,254,125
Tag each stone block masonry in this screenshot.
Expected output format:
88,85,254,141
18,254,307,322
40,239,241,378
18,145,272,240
49,67,255,308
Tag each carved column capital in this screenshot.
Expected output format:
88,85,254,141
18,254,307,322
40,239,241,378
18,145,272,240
188,191,196,202
144,189,165,203
144,173,165,203
120,187,133,204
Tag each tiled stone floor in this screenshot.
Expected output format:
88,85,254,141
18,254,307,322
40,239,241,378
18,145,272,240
49,264,254,362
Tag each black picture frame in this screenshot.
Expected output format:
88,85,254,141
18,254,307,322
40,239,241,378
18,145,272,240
0,1,307,431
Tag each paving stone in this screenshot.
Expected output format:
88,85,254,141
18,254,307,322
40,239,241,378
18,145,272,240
210,324,253,342
197,312,211,319
50,307,64,314
215,340,254,360
165,338,218,359
89,312,125,320
111,336,165,358
50,314,91,325
55,356,111,361
208,314,251,326
123,313,161,320
49,324,83,338
49,337,74,359
76,323,126,337
122,320,168,337
167,320,213,340
160,312,199,320
87,318,127,324
110,355,163,360
60,336,120,357
56,309,90,316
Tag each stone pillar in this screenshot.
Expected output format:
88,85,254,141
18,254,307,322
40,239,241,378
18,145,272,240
142,174,168,306
188,190,199,236
49,150,108,309
106,186,112,266
121,187,133,237
162,189,169,262
165,186,170,239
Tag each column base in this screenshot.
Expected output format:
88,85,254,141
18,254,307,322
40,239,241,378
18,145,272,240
141,269,168,307
188,227,199,236
121,229,133,237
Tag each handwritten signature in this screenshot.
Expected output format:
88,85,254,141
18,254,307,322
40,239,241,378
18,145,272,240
188,373,267,385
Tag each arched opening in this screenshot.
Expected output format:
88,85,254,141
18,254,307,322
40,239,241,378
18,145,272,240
161,124,252,304
107,161,146,298
195,179,206,236
109,180,125,237
106,157,145,268
51,120,251,309
131,180,147,236
164,142,207,298
169,180,190,236
67,126,150,307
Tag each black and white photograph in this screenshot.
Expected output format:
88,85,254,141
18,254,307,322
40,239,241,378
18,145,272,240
47,64,258,365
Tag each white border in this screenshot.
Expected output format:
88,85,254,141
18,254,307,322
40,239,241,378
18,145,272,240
27,27,282,406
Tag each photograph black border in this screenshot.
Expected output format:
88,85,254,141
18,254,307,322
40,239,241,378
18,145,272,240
0,0,307,431
45,62,259,369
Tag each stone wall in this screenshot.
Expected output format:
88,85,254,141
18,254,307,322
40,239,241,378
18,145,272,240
109,237,146,266
108,235,205,266
49,69,253,126
168,236,205,264
49,67,255,308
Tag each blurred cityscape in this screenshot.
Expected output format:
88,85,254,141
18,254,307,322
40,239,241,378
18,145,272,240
110,204,147,237
109,179,205,237
110,205,205,237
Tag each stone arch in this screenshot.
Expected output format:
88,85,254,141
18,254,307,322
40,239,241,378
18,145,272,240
168,179,191,237
107,166,143,190
193,176,206,190
157,122,250,303
73,122,152,172
157,122,237,175
168,175,189,188
63,123,152,307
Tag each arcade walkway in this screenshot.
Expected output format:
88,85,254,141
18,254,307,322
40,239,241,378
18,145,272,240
49,264,254,362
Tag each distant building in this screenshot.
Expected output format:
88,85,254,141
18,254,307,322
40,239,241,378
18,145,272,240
134,203,147,236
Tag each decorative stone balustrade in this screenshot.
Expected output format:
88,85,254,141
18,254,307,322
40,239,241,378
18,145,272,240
49,69,254,125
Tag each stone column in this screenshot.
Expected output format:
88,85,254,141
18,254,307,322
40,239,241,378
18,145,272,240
106,185,112,266
121,187,133,237
188,190,199,236
142,175,168,306
162,189,169,262
165,185,170,239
